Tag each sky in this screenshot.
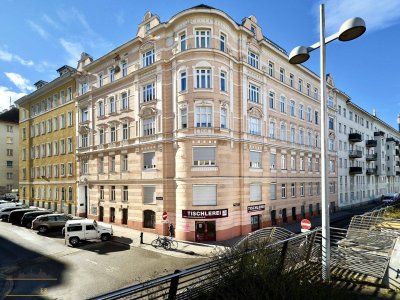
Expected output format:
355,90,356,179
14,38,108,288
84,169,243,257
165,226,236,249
1,0,400,128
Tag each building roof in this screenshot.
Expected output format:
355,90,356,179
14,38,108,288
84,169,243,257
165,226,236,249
0,106,19,124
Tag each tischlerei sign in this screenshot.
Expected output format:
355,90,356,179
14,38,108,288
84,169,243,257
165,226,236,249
182,209,228,219
247,204,265,213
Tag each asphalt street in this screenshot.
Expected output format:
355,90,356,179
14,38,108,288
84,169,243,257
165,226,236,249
0,221,207,299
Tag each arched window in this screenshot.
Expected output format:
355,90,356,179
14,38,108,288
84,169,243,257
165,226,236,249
68,187,73,201
143,210,156,228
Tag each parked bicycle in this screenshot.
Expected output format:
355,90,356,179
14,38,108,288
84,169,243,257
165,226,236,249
151,235,178,250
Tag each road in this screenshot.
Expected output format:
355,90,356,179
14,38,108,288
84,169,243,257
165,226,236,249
0,221,207,299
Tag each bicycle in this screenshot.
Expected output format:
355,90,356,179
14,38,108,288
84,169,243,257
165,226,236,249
167,236,178,250
151,235,171,250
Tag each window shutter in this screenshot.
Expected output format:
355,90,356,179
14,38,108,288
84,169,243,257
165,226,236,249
143,186,155,203
193,185,216,205
250,184,261,201
193,147,215,161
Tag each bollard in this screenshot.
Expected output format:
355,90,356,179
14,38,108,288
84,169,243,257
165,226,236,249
140,232,144,244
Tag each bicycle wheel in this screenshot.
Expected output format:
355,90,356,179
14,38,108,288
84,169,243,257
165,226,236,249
151,238,161,248
162,239,171,250
170,239,178,250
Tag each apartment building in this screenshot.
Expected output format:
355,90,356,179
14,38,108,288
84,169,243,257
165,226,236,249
75,5,337,242
0,106,19,194
15,66,77,214
336,87,400,208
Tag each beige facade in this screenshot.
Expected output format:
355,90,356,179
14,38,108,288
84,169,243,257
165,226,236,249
75,5,337,242
16,66,78,214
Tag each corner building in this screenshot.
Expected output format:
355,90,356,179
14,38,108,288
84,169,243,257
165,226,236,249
76,5,337,242
16,66,78,214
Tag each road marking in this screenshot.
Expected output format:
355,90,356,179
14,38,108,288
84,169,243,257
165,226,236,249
86,259,97,265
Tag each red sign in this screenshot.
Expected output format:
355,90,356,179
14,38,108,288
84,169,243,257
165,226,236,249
162,211,168,220
301,219,311,230
182,209,228,219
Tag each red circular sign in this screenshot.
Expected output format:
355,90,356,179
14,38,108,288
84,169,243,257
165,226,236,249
300,219,311,230
162,211,168,220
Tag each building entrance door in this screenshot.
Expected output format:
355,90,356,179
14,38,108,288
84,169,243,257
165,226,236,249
99,206,104,221
270,210,277,226
251,215,261,232
122,208,128,225
195,221,216,242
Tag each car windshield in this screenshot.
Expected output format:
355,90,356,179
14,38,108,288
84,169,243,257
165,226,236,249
93,220,97,228
383,195,394,199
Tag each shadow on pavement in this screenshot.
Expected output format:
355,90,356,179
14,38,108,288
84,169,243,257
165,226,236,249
72,240,131,255
0,237,67,299
112,236,133,245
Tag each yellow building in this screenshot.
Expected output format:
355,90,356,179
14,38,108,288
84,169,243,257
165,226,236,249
16,66,78,214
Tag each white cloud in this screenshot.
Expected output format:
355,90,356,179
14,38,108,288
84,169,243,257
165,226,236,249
42,14,60,30
0,86,26,110
59,38,83,66
4,72,35,93
0,48,34,66
28,20,49,39
322,0,400,34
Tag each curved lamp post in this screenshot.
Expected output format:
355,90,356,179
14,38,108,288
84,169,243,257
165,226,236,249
289,4,365,281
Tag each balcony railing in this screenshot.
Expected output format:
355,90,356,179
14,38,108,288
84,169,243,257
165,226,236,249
366,167,377,175
365,140,377,147
348,133,362,143
386,137,395,143
397,171,400,176
349,166,363,175
348,150,362,158
365,153,377,161
374,131,385,137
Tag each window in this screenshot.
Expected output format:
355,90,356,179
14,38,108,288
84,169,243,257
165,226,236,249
248,83,260,103
329,160,335,173
123,186,128,202
290,127,295,143
289,73,294,87
314,88,318,99
193,147,215,166
220,71,227,92
180,71,187,92
143,186,156,204
110,127,116,142
110,156,116,172
81,107,89,122
142,49,155,67
68,163,73,176
280,124,286,141
195,29,210,48
60,139,65,154
328,117,334,130
53,141,59,155
270,153,276,169
143,83,155,102
250,25,256,34
308,132,312,147
123,123,129,140
220,107,227,129
122,155,128,171
300,183,305,196
316,158,320,172
67,111,73,126
145,23,151,34
306,83,311,96
121,92,128,110
280,96,286,113
281,184,287,198
300,157,304,170
80,134,88,148
180,32,186,51
122,61,128,77
250,184,262,201
196,69,211,89
195,106,212,127
299,104,304,119
7,149,13,156
193,185,216,205
60,164,65,176
249,117,261,135
329,139,334,151
82,160,88,175
99,129,104,145
220,33,226,52
270,183,276,200
291,183,296,197
109,97,116,113
80,83,88,95
269,121,275,139
308,157,312,171
299,129,304,145
109,68,115,82
99,158,104,174
99,186,104,200
315,111,319,125
279,68,285,82
60,114,65,129
290,100,295,116
248,51,259,68
180,107,187,129
98,74,103,87
269,91,275,109
250,151,261,168
21,149,25,160
111,186,116,201
298,78,303,92
143,116,156,135
22,127,26,140
144,152,156,169
281,154,287,170
143,210,156,228
67,87,72,101
307,107,312,122
291,155,296,170
268,61,274,76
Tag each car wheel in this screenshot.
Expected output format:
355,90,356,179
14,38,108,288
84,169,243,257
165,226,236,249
101,233,110,241
26,222,32,228
69,236,79,246
38,226,48,233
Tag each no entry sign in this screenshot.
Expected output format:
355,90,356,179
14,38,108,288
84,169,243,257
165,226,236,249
162,211,168,220
300,219,311,230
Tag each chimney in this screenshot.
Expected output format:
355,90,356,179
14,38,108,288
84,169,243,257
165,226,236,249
372,109,376,117
34,80,48,90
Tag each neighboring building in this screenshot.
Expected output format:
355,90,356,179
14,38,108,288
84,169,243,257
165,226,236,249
336,82,400,208
75,5,337,242
15,66,78,214
0,106,19,194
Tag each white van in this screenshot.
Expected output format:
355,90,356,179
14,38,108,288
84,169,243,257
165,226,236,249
65,219,113,246
0,201,23,209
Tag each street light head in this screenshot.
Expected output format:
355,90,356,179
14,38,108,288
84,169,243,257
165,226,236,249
289,46,310,64
338,17,366,41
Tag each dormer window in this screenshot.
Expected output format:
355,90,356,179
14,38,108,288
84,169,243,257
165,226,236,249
250,25,256,35
142,49,155,67
145,23,151,34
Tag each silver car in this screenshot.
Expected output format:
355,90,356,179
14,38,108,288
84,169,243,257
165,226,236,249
31,213,77,233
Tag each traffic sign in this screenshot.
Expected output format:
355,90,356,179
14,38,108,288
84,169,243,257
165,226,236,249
162,211,168,220
300,219,311,230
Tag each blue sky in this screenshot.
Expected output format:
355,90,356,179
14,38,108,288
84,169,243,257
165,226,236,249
1,0,400,128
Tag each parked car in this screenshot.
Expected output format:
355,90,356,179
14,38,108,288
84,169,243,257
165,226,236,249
381,193,400,204
31,214,78,233
21,210,53,228
65,219,113,246
0,201,23,209
0,206,22,221
8,208,39,225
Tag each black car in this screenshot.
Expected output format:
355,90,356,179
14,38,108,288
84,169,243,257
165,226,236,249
0,206,22,221
21,210,52,228
8,208,38,225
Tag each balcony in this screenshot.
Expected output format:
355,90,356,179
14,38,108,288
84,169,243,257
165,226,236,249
349,167,362,175
348,150,362,158
374,131,385,137
348,133,362,143
386,137,395,143
396,161,400,167
366,167,377,175
396,149,400,155
397,171,400,176
365,153,377,161
365,140,377,147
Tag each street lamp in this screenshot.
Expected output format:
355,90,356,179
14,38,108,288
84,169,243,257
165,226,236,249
289,4,365,281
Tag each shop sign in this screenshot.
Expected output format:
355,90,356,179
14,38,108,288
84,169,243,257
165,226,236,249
182,209,228,219
247,204,265,213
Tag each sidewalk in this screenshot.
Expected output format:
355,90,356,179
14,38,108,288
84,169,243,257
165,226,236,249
110,225,227,259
